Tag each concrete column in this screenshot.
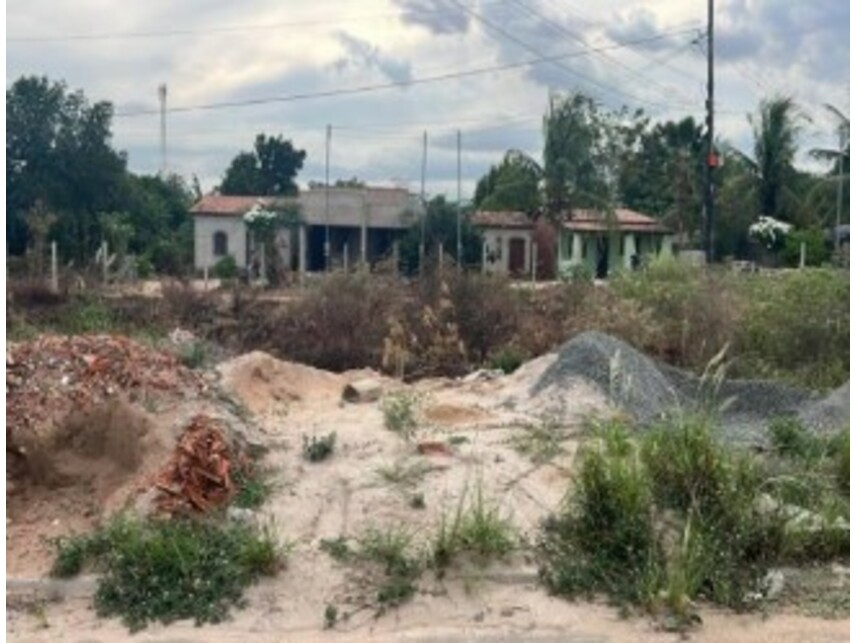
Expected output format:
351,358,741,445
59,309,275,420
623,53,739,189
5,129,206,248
298,224,307,281
623,234,635,269
50,241,59,293
392,240,400,277
360,224,368,270
571,233,582,265
661,235,673,257
343,243,349,273
482,240,488,274
531,242,538,283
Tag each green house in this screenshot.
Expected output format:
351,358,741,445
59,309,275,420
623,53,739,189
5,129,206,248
556,208,674,278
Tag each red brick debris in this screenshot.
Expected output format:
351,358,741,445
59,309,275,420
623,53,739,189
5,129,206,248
153,414,246,514
6,334,205,445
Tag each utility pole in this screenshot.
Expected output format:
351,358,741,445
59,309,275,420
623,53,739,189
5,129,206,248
158,84,167,176
456,129,462,270
420,130,428,273
704,0,716,263
325,124,332,271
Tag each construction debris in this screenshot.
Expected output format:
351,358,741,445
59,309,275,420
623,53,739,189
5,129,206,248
152,415,246,514
6,334,206,446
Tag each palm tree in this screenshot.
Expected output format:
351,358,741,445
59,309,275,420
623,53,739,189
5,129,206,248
809,104,850,176
744,96,806,221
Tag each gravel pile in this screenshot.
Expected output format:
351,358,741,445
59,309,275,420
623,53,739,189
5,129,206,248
518,331,848,444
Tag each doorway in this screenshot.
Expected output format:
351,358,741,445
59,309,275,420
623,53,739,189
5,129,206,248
595,236,609,278
508,238,526,274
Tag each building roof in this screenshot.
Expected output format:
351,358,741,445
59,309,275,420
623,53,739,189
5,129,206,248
561,208,670,233
189,195,292,217
471,210,534,229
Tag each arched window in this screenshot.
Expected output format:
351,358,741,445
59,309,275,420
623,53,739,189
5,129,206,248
213,231,228,257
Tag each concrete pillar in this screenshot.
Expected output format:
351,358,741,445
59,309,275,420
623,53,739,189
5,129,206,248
799,242,806,269
360,224,368,270
101,240,108,283
259,240,267,284
50,241,59,293
343,243,349,273
531,242,538,283
438,242,444,271
392,240,400,277
571,233,583,265
298,225,307,281
623,234,635,269
482,240,488,274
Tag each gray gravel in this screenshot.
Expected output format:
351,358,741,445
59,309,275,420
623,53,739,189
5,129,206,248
528,331,848,445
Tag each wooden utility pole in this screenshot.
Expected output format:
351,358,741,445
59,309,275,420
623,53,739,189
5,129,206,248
325,124,332,271
456,129,462,270
420,131,427,274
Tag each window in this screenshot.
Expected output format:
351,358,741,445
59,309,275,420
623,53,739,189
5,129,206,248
213,231,228,257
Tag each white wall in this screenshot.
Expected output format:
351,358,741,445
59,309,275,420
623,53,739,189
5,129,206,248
481,228,533,276
194,216,248,270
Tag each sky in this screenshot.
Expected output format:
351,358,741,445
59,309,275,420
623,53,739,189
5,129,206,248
6,0,851,199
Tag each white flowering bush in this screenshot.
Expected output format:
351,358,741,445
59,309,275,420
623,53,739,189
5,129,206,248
243,203,280,235
748,216,792,250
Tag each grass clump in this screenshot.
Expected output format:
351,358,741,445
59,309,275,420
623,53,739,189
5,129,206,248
302,432,336,462
376,459,431,490
178,341,209,369
381,392,420,439
539,415,850,627
232,465,277,509
431,483,517,570
488,346,525,374
354,526,423,610
50,516,283,632
511,415,568,464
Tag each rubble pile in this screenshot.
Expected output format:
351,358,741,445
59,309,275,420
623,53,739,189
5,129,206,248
6,334,206,444
153,415,246,514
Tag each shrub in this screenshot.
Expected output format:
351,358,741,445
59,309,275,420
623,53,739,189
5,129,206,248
51,516,283,632
178,341,208,369
381,392,420,439
302,433,336,462
489,346,525,374
354,526,422,609
232,465,277,509
212,255,239,280
780,228,830,267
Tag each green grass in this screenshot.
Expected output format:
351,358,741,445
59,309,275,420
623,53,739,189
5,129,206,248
354,526,422,611
511,415,568,464
177,341,209,369
232,465,277,509
51,516,284,632
376,459,432,490
538,415,850,627
319,536,351,562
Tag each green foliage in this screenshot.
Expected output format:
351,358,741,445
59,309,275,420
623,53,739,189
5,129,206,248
376,459,431,489
220,134,307,196
511,416,568,464
430,483,517,569
489,346,525,374
232,466,277,510
178,341,208,370
831,430,849,496
324,604,338,629
61,297,116,334
398,196,483,273
381,392,419,439
320,536,352,562
768,417,828,461
737,269,849,389
50,516,283,632
749,96,803,221
780,228,830,267
473,150,542,213
558,262,594,283
212,255,239,280
354,526,422,609
302,432,336,462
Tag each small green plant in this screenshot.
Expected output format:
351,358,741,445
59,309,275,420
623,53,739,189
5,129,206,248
381,392,420,439
320,536,351,562
511,415,567,464
409,493,426,510
448,435,470,446
302,432,336,462
489,346,525,374
768,417,828,462
178,341,208,369
212,255,239,280
431,482,517,569
324,603,338,629
354,526,422,610
232,465,276,509
50,516,283,632
376,459,431,490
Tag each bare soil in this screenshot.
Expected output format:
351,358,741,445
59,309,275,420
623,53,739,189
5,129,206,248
6,349,849,642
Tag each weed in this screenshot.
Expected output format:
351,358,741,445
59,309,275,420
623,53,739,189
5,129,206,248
324,604,338,629
431,482,517,569
302,432,336,462
381,392,420,439
768,417,827,462
409,493,426,510
830,430,849,496
50,516,283,632
178,341,208,369
511,415,568,464
448,435,470,446
376,459,431,490
354,526,422,610
232,465,276,509
489,346,525,374
320,536,351,562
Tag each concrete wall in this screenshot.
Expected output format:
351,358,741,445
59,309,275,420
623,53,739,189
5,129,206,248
194,216,248,270
298,187,420,228
557,230,674,277
480,228,534,276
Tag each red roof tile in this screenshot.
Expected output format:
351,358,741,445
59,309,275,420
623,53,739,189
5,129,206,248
190,195,292,217
561,208,669,233
471,210,535,229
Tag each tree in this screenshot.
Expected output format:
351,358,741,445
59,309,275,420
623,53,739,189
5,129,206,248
220,134,306,196
744,97,805,221
7,76,127,259
399,196,482,273
473,150,542,214
542,93,613,216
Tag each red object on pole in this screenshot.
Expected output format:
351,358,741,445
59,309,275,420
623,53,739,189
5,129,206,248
707,152,719,168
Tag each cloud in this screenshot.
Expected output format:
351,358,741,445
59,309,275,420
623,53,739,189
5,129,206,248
393,0,470,35
333,32,413,84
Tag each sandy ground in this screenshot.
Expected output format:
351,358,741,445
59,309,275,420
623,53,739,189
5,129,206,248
6,351,850,642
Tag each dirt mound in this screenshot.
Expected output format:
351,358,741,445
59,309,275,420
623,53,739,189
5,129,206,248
217,351,346,415
6,334,206,449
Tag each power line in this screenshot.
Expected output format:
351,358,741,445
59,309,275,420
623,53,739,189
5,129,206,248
506,0,700,110
113,28,700,118
447,0,699,112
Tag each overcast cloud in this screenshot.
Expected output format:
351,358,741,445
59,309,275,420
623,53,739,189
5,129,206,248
6,0,849,198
